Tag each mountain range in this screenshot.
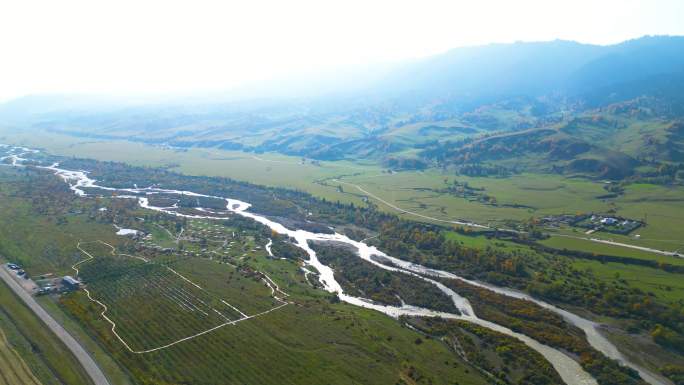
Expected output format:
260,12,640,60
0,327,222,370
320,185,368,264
2,35,684,181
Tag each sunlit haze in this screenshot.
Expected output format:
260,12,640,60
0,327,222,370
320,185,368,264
1,0,683,100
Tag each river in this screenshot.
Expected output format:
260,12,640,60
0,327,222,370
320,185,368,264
1,145,669,385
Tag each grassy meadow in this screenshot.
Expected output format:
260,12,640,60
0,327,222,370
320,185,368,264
5,131,684,253
571,259,684,303
341,170,609,223
1,131,376,205
540,236,684,266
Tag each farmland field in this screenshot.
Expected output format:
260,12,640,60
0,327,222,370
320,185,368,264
61,287,489,385
61,235,491,384
76,241,287,353
0,327,42,385
0,278,94,385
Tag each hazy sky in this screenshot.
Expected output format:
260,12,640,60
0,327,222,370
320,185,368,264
1,0,682,101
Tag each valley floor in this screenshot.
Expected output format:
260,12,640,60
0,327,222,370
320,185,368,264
1,136,677,383
6,131,683,255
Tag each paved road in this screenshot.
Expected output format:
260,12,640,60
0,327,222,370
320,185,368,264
0,265,110,385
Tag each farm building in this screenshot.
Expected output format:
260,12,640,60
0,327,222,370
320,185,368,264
62,275,81,291
600,217,618,225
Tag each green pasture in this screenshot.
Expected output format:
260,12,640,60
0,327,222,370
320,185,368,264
2,131,377,205
5,131,684,276
540,236,684,267
572,259,684,303
341,170,610,224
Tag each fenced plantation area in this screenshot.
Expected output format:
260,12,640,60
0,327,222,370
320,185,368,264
75,241,287,353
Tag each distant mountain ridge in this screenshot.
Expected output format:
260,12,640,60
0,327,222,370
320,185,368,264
371,35,684,106
1,35,684,182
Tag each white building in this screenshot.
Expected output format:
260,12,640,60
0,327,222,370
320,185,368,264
600,217,618,225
